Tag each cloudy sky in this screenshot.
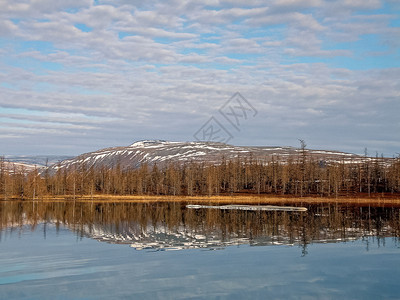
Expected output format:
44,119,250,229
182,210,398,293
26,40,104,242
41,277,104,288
1,0,399,156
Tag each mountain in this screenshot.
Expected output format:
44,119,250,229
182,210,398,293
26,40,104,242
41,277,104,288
2,155,73,174
46,140,378,173
5,155,73,167
1,160,38,174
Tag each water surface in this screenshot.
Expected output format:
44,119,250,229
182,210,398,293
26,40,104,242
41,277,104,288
1,201,399,299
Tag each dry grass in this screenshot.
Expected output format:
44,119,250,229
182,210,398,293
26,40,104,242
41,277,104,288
7,194,400,207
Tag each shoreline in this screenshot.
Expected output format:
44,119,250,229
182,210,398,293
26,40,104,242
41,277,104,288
2,194,400,207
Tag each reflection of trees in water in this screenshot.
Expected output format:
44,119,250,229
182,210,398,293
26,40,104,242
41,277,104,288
1,201,400,250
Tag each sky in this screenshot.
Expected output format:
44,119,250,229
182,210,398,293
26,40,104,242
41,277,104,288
0,0,399,157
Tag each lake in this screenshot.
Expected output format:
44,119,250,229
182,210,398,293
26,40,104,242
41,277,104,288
1,201,400,299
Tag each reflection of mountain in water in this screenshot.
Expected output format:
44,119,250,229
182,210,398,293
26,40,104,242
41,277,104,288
1,201,400,252
80,222,371,251
79,210,399,251
83,223,256,250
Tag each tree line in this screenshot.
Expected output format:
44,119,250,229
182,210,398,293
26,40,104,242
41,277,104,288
1,153,400,200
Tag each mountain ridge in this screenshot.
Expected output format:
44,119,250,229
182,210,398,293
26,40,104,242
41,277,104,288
45,140,382,174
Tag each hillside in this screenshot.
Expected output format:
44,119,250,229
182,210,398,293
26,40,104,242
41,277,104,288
1,160,38,174
2,155,72,175
46,140,376,173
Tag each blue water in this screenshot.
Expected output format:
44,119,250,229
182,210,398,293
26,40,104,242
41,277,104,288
1,224,399,300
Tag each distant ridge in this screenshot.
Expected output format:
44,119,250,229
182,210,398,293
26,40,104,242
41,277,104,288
2,155,74,174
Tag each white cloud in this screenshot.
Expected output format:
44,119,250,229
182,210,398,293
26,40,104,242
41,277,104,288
0,19,18,36
0,0,399,155
0,0,92,17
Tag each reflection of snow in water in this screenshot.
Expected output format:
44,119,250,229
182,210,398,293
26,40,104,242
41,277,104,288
77,219,385,252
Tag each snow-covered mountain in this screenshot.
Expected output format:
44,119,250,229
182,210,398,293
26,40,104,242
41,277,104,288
45,140,376,173
2,155,73,174
5,155,73,167
1,160,38,174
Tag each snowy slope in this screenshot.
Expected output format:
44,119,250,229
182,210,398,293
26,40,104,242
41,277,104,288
46,140,377,173
2,161,38,174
